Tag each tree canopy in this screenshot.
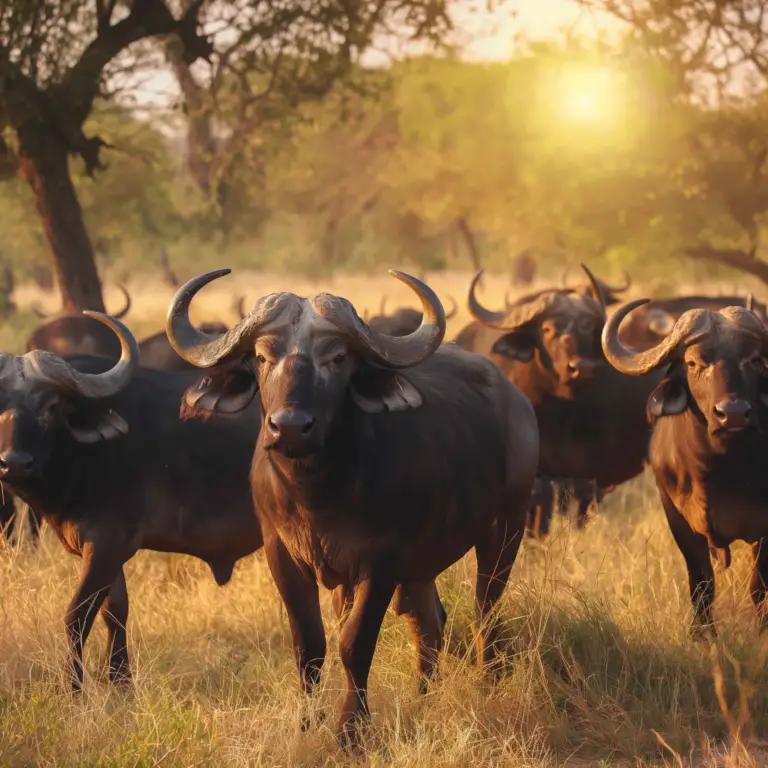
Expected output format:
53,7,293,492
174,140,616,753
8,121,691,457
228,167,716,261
5,3,768,291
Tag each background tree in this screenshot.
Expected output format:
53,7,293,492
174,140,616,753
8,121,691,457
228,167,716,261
584,0,768,288
164,0,451,238
0,0,211,312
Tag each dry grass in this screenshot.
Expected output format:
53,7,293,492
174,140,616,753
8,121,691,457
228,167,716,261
2,474,768,766
8,267,763,353
2,270,768,765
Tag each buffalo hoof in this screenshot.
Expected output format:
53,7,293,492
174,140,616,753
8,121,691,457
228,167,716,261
68,665,84,693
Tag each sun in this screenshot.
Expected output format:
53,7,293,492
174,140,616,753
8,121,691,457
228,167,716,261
558,65,618,124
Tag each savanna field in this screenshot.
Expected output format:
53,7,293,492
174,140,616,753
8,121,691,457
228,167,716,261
1,273,768,767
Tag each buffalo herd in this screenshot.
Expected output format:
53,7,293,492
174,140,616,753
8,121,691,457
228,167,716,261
2,266,767,746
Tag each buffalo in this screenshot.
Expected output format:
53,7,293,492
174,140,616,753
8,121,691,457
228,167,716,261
560,267,631,306
617,294,768,351
525,477,607,538
0,312,264,689
456,266,659,491
27,285,132,358
166,269,539,746
603,299,768,634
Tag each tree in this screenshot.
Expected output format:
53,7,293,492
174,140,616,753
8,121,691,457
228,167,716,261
163,1,451,237
585,0,768,288
0,1,211,312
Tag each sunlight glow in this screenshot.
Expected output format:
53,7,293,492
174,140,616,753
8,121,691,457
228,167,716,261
558,66,619,124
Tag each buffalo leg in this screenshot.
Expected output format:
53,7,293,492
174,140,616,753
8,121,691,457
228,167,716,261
65,542,128,690
337,568,396,748
263,533,326,699
393,581,445,693
100,569,131,684
474,520,524,673
0,495,15,542
526,479,554,539
750,539,768,628
27,505,42,545
575,482,595,529
660,490,715,636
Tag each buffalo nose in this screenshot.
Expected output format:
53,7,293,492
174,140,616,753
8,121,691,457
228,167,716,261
713,398,752,429
0,450,34,477
267,410,316,441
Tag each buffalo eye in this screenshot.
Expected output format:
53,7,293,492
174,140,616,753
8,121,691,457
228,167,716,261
749,354,764,369
686,359,697,370
39,395,60,419
541,323,556,338
333,353,346,365
256,354,267,365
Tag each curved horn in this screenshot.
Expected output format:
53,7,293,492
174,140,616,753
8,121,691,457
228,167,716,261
28,312,138,398
379,295,388,316
601,299,710,375
166,270,291,368
330,271,445,369
166,270,237,368
445,295,458,319
468,271,508,327
235,295,247,320
111,285,131,319
580,264,606,319
469,271,559,331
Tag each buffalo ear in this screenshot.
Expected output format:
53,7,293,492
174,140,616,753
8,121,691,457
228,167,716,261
491,331,535,362
647,377,688,419
351,364,423,414
181,362,258,420
67,408,129,444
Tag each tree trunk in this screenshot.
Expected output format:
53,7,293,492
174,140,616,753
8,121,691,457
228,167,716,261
18,134,105,313
456,217,482,274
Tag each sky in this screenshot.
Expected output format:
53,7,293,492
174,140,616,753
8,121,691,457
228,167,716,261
459,0,613,61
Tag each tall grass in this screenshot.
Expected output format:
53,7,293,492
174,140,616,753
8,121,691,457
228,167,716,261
0,473,767,766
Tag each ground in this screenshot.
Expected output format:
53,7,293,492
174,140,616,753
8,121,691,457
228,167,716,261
2,272,768,766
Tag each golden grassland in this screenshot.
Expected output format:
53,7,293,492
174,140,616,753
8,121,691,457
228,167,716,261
2,271,768,765
9,267,766,350
3,476,768,766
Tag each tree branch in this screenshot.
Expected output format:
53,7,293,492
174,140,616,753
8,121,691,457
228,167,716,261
62,0,212,127
685,244,768,285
